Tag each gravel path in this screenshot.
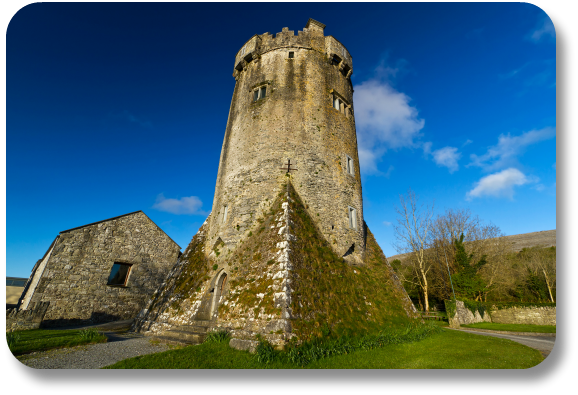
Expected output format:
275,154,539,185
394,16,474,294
17,332,170,369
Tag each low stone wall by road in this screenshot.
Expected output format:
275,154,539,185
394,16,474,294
445,299,556,327
490,306,556,326
446,300,491,328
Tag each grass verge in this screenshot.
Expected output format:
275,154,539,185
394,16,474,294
461,322,556,333
104,328,543,369
7,328,108,356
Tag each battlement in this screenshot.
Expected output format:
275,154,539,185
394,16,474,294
233,18,352,79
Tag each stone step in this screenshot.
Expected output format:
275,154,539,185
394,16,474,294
171,325,210,334
151,335,196,346
154,330,207,345
189,320,212,327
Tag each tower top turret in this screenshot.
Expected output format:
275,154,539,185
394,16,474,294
233,19,352,81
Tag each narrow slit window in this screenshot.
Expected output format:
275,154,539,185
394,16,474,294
222,205,228,224
346,156,354,175
260,86,266,99
288,51,294,58
107,263,132,286
348,207,357,230
334,97,340,111
253,90,259,101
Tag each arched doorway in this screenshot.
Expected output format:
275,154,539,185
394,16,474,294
210,271,228,318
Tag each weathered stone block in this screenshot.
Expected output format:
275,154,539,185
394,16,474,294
229,338,259,353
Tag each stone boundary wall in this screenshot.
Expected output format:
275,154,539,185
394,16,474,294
6,302,50,331
490,306,556,326
446,300,491,328
445,299,556,327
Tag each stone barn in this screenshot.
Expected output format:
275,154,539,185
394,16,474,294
18,211,181,327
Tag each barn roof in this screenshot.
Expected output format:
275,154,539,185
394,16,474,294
59,210,181,249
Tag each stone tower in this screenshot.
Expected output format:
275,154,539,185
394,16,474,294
207,18,364,264
133,19,417,348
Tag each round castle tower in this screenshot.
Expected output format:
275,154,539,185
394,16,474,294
207,18,365,264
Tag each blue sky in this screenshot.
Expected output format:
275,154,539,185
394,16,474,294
6,2,556,278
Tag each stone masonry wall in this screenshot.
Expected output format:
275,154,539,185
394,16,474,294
133,186,295,349
6,302,50,332
208,19,365,266
446,300,491,328
490,306,556,326
446,300,556,328
24,212,181,326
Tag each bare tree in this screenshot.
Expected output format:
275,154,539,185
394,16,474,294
523,247,556,302
428,208,510,301
393,189,435,311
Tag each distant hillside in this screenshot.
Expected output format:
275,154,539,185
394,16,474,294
387,229,556,262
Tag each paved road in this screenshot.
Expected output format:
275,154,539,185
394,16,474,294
451,328,556,358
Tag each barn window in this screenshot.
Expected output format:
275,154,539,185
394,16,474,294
107,263,132,286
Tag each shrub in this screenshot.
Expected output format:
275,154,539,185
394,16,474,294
241,323,444,367
204,329,230,344
77,328,102,342
255,336,278,364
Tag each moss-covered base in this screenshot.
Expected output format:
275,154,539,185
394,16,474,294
133,181,419,347
286,182,419,340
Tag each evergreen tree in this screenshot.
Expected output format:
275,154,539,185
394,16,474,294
451,233,488,300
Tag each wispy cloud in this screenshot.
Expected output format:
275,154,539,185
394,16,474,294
384,165,394,178
152,194,206,215
466,168,534,200
499,60,554,90
422,141,432,156
106,110,153,129
354,72,425,175
462,139,473,147
383,221,392,227
528,16,555,43
468,127,555,172
432,146,461,173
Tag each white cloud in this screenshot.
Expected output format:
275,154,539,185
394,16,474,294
384,165,394,178
109,110,153,128
152,194,205,215
422,141,433,156
462,139,473,147
466,168,533,200
383,221,392,227
432,146,461,173
468,127,555,171
354,78,425,174
529,17,555,42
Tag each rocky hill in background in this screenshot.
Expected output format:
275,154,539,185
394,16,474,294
388,229,556,262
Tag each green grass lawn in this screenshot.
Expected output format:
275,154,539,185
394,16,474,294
7,328,108,356
104,329,543,369
461,322,556,333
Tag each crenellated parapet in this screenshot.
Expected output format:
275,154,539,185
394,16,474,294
233,18,353,80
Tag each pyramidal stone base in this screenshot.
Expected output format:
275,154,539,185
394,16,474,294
132,182,418,350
